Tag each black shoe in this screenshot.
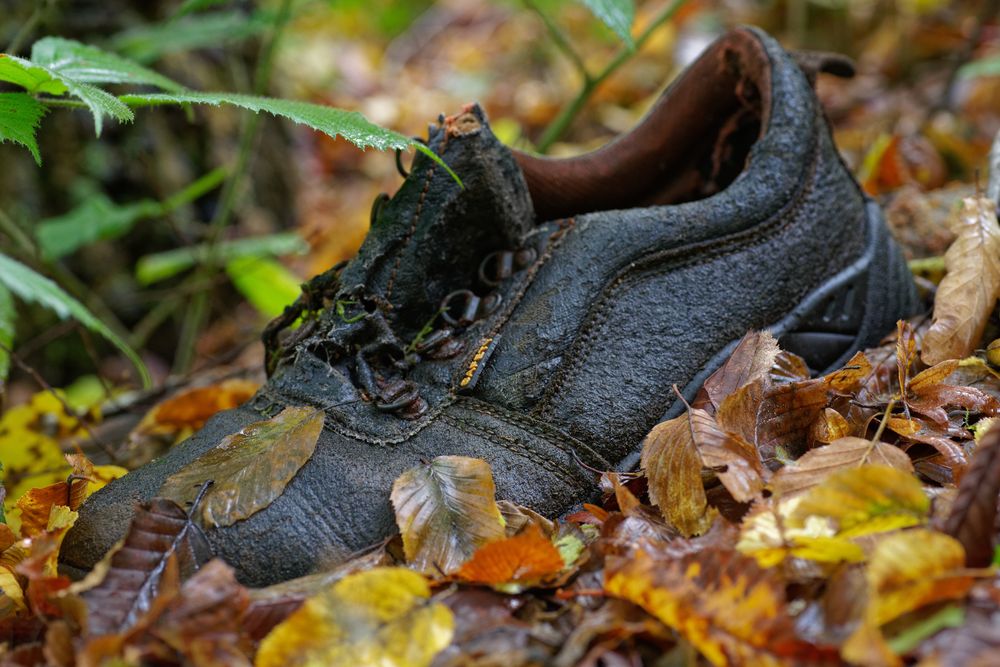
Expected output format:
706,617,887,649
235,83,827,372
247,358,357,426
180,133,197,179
62,26,919,586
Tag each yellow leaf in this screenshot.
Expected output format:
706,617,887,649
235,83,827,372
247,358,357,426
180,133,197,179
922,196,1000,365
843,530,976,666
390,456,505,575
159,407,324,528
737,499,864,567
605,549,816,666
791,465,929,538
255,567,454,667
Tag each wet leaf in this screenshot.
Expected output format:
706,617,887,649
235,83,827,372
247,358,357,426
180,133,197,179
771,437,914,497
922,196,1000,365
640,410,714,536
605,548,826,665
82,497,210,637
456,524,565,589
824,351,874,393
737,499,866,567
390,456,505,575
254,567,453,667
702,331,780,410
159,407,324,528
941,424,1000,566
809,408,851,444
843,530,976,665
791,465,929,538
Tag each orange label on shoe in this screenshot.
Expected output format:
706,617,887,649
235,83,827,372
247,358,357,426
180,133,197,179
459,336,498,391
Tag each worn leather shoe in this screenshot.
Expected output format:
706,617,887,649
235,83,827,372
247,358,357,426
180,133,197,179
62,26,919,586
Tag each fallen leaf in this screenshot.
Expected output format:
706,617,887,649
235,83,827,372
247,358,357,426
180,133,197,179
791,465,929,538
254,567,453,667
640,411,714,536
824,351,874,393
940,424,1000,566
82,498,211,637
771,437,914,497
809,408,852,444
702,331,780,410
159,407,324,528
843,529,976,666
456,524,565,589
130,379,260,447
737,498,866,568
922,196,1000,365
390,456,505,575
605,548,828,665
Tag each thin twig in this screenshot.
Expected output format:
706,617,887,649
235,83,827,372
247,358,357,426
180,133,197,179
987,129,1000,207
0,208,37,256
535,0,685,153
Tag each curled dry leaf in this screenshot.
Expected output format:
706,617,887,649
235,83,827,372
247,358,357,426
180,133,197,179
843,529,976,666
159,407,324,528
791,465,929,539
390,456,505,575
15,454,94,538
81,498,211,637
254,567,453,667
770,437,914,498
922,196,1000,366
605,548,830,665
455,524,565,589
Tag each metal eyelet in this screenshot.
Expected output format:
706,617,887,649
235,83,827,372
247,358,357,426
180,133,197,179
440,289,480,326
370,193,390,226
478,251,514,286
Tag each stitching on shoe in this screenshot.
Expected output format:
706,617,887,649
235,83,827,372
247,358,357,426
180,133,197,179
440,411,585,487
534,115,826,424
385,164,435,303
455,396,610,470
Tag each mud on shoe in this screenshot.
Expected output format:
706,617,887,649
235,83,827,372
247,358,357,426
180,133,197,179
62,26,919,586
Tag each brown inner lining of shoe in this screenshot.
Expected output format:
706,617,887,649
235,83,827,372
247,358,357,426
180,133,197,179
512,29,773,221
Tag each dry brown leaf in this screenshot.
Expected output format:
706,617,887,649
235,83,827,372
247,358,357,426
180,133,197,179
770,350,811,384
809,408,852,444
824,351,874,393
159,407,324,528
771,437,914,497
701,331,780,410
390,456,505,575
922,196,1000,365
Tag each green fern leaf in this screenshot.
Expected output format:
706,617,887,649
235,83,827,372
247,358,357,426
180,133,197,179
120,92,461,182
0,253,150,388
580,0,635,47
0,93,48,164
30,37,185,93
0,285,14,383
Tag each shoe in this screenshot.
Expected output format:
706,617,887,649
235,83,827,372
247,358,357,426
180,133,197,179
62,26,920,586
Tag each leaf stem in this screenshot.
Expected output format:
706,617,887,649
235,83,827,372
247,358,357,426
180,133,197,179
535,0,685,154
524,0,591,84
173,0,295,374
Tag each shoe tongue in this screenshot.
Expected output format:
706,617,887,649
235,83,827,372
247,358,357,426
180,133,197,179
339,103,535,333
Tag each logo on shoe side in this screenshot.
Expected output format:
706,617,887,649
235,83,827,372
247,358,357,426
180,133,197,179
458,336,500,391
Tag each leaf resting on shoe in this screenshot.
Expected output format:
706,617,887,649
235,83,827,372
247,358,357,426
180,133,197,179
159,406,324,528
391,456,505,575
255,567,453,667
922,196,1000,366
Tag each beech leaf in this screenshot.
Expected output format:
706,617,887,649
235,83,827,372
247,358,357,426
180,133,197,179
455,524,566,589
791,465,929,538
605,548,825,665
390,456,506,575
941,424,1000,566
702,330,780,410
922,196,1000,365
159,406,324,528
771,437,914,497
254,567,453,667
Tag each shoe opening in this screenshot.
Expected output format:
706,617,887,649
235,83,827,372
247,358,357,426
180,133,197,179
512,28,773,221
